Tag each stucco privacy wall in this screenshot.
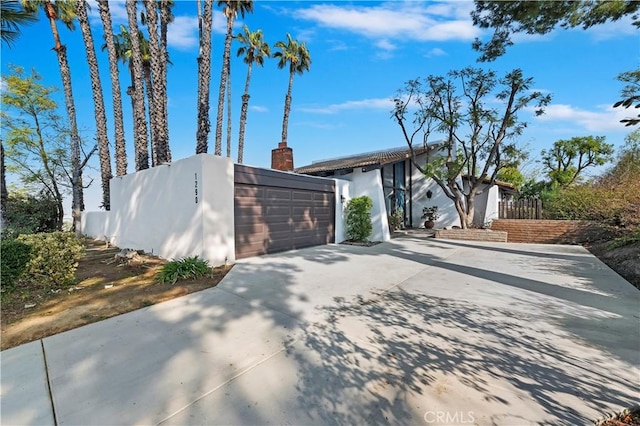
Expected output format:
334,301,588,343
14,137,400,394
343,169,391,242
81,154,235,266
334,179,351,243
409,153,462,229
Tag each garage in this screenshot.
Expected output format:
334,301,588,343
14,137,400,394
234,165,335,259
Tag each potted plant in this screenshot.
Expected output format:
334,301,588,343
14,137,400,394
388,210,404,232
421,206,439,229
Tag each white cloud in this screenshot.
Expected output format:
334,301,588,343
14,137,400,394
375,39,396,51
167,16,198,50
583,15,638,41
532,103,631,132
250,105,268,113
87,0,127,28
426,47,447,57
327,40,349,52
299,98,394,114
295,2,481,43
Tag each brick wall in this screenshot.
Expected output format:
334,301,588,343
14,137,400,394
490,219,604,244
435,229,508,242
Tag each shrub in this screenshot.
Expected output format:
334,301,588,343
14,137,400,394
157,256,211,285
0,239,32,292
4,193,61,236
345,196,373,241
17,232,84,289
388,210,404,231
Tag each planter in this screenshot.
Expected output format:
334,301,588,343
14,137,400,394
424,220,435,229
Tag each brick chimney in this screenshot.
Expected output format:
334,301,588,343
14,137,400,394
271,142,294,172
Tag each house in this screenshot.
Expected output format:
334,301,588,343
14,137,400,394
295,145,516,230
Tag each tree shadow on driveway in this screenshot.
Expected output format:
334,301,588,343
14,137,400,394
291,288,638,425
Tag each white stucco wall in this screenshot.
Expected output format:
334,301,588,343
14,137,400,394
81,154,234,266
343,169,390,242
409,153,462,229
333,179,351,243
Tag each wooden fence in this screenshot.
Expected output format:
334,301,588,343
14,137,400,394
498,199,542,219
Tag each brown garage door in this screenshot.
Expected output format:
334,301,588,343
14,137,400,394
234,165,335,259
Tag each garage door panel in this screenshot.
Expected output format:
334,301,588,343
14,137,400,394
292,191,314,201
265,188,291,201
265,205,291,216
234,172,335,258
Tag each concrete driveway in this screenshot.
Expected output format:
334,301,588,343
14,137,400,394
2,236,639,425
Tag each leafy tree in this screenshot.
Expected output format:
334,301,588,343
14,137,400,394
22,0,83,233
97,0,127,176
214,0,254,156
471,0,640,62
1,67,96,230
393,67,550,228
195,0,213,154
602,129,640,182
274,33,311,147
76,0,113,210
614,69,640,127
4,191,61,235
496,166,525,189
236,25,270,164
0,0,37,47
541,136,614,187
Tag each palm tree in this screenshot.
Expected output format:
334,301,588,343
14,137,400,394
159,0,173,159
76,0,113,211
97,0,127,177
1,0,36,47
1,141,7,227
143,0,170,165
214,0,253,156
236,26,269,164
226,65,232,158
22,0,83,232
274,33,311,146
195,0,213,154
125,0,149,171
111,26,164,166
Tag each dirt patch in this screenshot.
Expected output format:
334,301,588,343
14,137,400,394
587,241,640,290
1,239,232,350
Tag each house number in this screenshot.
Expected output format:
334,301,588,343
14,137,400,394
195,172,198,204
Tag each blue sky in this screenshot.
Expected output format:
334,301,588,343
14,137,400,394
2,0,638,211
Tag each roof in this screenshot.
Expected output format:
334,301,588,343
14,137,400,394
295,145,435,175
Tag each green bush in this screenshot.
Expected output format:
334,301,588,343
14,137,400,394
4,193,61,236
157,256,211,285
16,232,84,289
0,239,32,291
345,196,373,241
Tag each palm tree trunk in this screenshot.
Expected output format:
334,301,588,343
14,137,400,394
77,0,113,211
237,61,253,164
159,0,171,162
281,66,295,145
44,0,82,233
195,0,213,154
143,0,169,165
214,13,234,156
1,142,7,228
98,0,127,177
143,64,157,167
226,64,232,158
126,0,149,171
